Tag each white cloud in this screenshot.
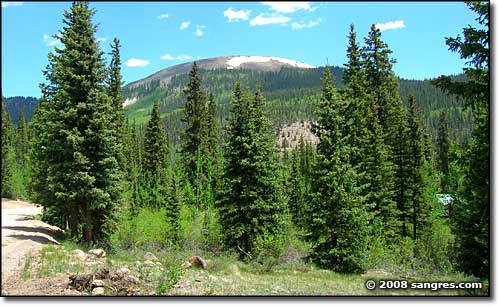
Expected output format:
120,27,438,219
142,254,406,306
96,37,107,43
224,7,251,22
157,13,169,19
2,2,23,8
161,53,193,61
261,2,316,14
291,19,321,29
125,58,150,67
195,25,205,37
179,21,191,30
250,14,290,26
43,34,62,47
375,20,405,31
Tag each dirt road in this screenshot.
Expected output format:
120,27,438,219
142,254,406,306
1,199,63,281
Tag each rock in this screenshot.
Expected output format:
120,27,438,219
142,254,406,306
88,249,106,258
123,275,141,284
92,287,105,296
181,256,207,269
94,268,110,279
69,273,94,291
119,267,130,275
144,252,158,261
174,280,191,289
181,261,192,269
92,279,105,288
73,249,87,261
189,256,207,269
143,260,155,267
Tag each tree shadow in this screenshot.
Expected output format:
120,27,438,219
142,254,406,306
7,234,59,245
2,225,64,240
14,214,33,221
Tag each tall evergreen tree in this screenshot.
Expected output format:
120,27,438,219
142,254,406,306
30,2,122,244
406,95,426,241
363,24,409,239
206,93,218,157
365,98,400,242
307,68,370,273
433,1,489,278
15,110,30,168
181,62,207,183
437,111,451,191
142,100,169,176
218,82,286,258
106,37,128,174
1,105,14,198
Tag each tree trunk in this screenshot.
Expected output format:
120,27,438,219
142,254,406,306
82,201,93,242
69,202,78,238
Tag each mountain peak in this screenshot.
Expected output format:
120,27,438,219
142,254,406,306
125,55,316,90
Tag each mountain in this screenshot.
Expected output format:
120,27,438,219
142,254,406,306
1,56,471,147
125,55,316,91
1,96,39,125
122,55,470,147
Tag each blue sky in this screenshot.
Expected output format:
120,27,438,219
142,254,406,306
1,1,482,97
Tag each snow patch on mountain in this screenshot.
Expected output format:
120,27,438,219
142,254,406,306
226,56,315,69
123,97,138,107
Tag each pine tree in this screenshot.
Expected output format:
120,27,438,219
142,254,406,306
342,24,371,157
406,95,426,241
288,147,306,227
307,68,370,273
432,1,489,278
107,37,127,173
142,100,169,177
30,2,122,244
206,93,218,158
363,24,409,239
365,98,400,242
437,111,451,191
181,62,207,184
1,105,14,198
218,82,286,258
15,110,30,168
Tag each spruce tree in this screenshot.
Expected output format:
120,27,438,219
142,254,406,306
218,82,285,258
107,37,127,173
1,106,14,198
206,93,218,158
31,2,122,244
363,24,409,239
307,68,370,273
365,98,399,242
406,95,425,241
437,111,451,191
181,62,207,183
142,100,169,177
15,110,30,168
432,1,489,278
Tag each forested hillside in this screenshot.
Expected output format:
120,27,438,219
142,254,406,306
1,96,38,126
122,65,471,147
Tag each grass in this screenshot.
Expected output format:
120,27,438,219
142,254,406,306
18,239,488,296
20,253,33,281
169,258,486,296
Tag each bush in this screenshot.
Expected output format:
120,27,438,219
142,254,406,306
177,203,223,253
156,255,184,295
111,207,175,250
